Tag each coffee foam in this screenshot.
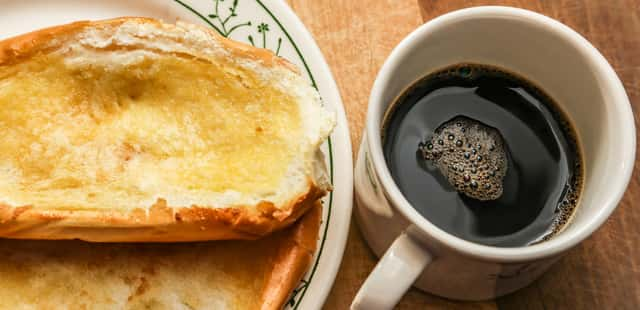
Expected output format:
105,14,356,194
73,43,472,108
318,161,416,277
420,116,508,201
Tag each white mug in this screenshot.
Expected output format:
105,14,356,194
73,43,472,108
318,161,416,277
351,6,635,309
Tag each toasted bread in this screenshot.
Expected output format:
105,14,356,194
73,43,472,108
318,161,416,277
0,18,335,242
0,202,322,310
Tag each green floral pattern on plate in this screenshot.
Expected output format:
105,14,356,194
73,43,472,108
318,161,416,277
204,0,283,55
207,0,252,37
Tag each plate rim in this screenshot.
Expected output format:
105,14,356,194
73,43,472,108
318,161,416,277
253,1,354,308
163,0,354,308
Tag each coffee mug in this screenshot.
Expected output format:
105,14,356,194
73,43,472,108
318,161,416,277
351,6,635,309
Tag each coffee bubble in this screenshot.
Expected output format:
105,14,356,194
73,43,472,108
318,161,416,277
419,116,508,201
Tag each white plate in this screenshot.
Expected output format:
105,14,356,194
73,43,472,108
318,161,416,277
0,1,353,309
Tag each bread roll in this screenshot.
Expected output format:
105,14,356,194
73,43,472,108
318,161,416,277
0,17,335,242
0,202,322,310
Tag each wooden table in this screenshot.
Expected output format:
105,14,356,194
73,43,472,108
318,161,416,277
287,0,640,309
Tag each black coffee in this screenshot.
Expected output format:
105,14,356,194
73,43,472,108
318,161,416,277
383,64,583,247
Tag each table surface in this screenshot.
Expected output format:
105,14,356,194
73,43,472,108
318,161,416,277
286,0,640,309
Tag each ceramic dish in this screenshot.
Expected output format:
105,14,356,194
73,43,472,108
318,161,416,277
0,0,353,308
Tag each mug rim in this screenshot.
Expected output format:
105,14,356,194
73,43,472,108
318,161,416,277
366,6,636,262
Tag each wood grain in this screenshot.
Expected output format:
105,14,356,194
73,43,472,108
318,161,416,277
287,0,640,309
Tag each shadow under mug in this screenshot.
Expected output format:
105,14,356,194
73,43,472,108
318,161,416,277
351,6,635,309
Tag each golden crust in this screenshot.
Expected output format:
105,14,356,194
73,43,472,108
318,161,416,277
0,180,325,242
0,17,297,71
0,17,328,242
260,202,322,310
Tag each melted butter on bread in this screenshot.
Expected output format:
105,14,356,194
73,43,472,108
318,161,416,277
0,18,334,243
0,51,303,210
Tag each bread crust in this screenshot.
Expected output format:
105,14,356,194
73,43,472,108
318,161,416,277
0,17,330,242
0,17,297,71
0,181,325,242
260,202,322,310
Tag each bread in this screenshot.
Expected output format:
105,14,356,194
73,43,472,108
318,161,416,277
0,202,322,310
0,18,335,242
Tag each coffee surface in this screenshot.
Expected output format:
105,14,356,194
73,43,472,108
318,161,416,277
383,64,583,247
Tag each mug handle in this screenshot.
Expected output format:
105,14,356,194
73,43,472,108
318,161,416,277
351,227,433,310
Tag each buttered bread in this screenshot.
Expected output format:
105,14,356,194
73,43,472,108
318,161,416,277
0,18,335,242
